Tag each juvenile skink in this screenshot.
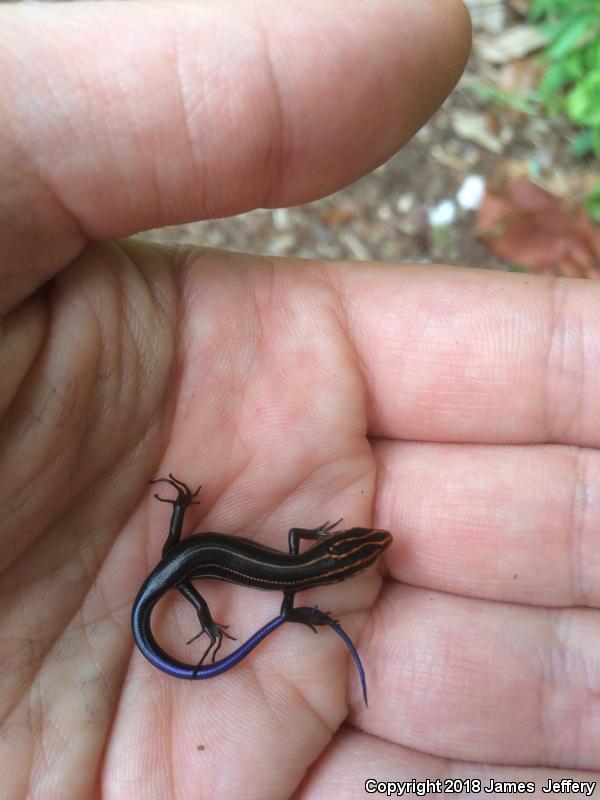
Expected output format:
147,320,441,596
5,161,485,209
131,474,392,705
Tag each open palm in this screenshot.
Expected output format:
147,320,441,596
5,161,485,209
2,2,599,799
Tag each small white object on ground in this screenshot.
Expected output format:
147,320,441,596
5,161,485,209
457,175,485,211
428,199,456,227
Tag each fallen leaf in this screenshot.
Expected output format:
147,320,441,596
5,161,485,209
451,109,504,153
465,0,507,34
477,25,548,64
497,57,541,95
319,204,358,226
475,177,600,278
508,0,529,15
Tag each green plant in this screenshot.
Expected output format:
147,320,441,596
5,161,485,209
530,1,600,217
464,79,540,116
585,181,600,219
533,2,600,144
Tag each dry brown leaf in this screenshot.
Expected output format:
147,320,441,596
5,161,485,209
476,25,548,64
475,177,600,278
497,57,541,95
451,109,504,153
319,203,358,226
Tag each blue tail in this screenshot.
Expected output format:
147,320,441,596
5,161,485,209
293,606,368,706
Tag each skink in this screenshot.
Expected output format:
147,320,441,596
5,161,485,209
131,474,392,705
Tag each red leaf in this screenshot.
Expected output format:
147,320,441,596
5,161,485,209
476,177,600,278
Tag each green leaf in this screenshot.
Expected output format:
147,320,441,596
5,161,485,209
530,0,571,21
570,129,593,155
540,62,570,97
564,51,585,79
540,21,562,45
583,34,600,69
528,0,548,20
566,72,600,125
585,180,600,221
546,14,597,60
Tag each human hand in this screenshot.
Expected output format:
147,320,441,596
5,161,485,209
3,2,596,799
